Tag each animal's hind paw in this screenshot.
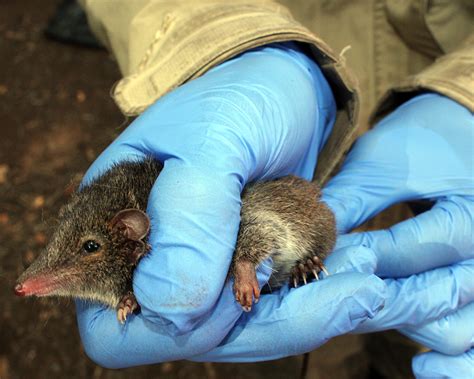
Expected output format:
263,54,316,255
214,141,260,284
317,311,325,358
290,255,329,287
232,260,260,312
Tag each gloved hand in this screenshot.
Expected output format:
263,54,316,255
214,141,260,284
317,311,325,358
322,94,473,376
77,43,389,367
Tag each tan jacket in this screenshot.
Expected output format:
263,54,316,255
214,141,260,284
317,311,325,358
80,0,473,184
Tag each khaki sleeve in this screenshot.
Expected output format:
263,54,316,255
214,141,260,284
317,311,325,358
372,0,473,123
79,0,361,184
371,35,473,123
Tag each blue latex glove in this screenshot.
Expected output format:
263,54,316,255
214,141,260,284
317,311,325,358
76,44,387,367
322,94,473,375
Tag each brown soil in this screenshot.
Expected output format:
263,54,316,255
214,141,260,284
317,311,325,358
0,1,302,378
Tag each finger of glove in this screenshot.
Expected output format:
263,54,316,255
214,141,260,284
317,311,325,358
75,263,271,369
335,196,474,277
355,260,474,333
201,43,337,182
324,243,378,275
400,301,474,356
322,94,474,233
132,157,249,333
412,349,474,379
190,273,386,362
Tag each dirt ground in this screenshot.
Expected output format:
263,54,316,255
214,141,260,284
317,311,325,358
0,1,305,378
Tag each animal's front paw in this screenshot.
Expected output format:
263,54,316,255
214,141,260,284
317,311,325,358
290,255,329,287
232,261,260,312
116,292,139,323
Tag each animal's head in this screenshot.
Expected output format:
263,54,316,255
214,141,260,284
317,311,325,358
14,197,150,307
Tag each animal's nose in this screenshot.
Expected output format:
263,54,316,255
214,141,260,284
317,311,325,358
14,283,26,296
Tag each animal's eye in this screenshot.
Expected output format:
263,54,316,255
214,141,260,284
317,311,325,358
83,240,101,253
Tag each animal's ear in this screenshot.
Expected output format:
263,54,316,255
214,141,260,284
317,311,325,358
109,209,150,241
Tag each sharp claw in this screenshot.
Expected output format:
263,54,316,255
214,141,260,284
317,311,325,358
302,272,307,285
117,309,125,324
312,269,319,280
321,266,330,276
293,277,298,288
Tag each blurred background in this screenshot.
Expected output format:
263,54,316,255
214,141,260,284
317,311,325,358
0,1,416,378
